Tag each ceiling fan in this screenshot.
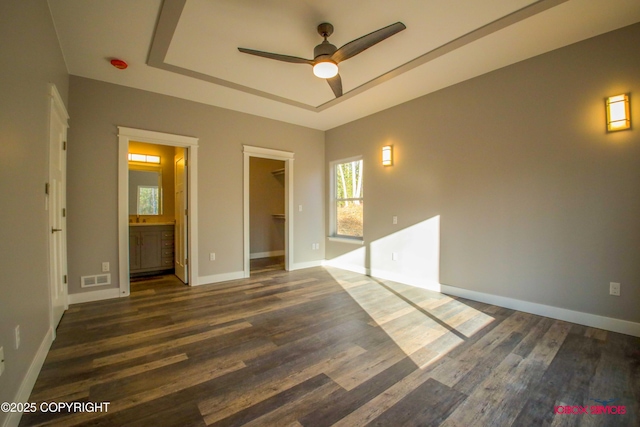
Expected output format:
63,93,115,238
238,22,406,98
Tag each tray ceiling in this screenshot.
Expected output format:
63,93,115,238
48,0,640,130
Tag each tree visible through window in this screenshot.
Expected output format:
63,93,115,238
137,186,160,215
334,159,363,238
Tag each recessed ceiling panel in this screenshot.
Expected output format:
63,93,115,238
165,0,537,107
47,0,640,129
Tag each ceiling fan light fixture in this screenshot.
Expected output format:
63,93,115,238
313,61,338,79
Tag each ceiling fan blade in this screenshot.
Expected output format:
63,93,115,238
331,22,406,63
238,48,313,65
327,73,343,98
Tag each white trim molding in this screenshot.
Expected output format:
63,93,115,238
68,288,121,305
439,284,640,338
326,262,640,338
291,260,325,271
4,328,54,427
198,271,245,286
243,145,294,277
250,250,285,259
118,127,200,296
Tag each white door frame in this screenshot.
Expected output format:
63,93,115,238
118,127,199,295
48,84,69,334
243,145,294,276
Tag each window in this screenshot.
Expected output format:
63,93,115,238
331,157,363,239
137,185,160,215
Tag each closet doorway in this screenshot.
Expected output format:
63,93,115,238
243,146,294,277
249,157,285,273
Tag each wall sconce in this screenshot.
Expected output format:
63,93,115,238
606,94,630,132
128,153,161,164
382,145,393,166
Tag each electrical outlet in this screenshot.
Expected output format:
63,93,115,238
15,325,20,349
299,205,303,212
102,262,110,272
393,216,398,225
609,282,620,296
0,346,5,377
210,253,216,261
392,252,399,261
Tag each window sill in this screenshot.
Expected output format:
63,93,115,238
328,236,365,245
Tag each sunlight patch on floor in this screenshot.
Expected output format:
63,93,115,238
329,270,494,369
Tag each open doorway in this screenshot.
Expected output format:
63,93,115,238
118,127,199,297
127,142,186,285
250,157,285,274
243,145,294,277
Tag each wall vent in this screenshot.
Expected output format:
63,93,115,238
81,273,111,288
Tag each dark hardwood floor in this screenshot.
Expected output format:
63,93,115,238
20,260,640,426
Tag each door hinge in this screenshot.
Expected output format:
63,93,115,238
63,275,67,284
62,140,67,151
184,258,188,265
185,209,188,216
45,182,49,195
62,208,66,217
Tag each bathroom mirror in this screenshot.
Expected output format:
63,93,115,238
129,166,163,215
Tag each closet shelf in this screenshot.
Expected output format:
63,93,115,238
272,214,285,219
271,168,285,176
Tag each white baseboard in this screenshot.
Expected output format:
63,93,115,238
439,284,640,338
369,268,441,292
3,328,54,427
326,262,640,338
197,271,245,286
290,260,324,271
68,288,121,305
323,259,369,276
250,250,284,259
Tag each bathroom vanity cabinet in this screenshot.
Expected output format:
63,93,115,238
129,224,174,276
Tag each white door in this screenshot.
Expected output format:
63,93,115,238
48,85,69,331
174,150,188,283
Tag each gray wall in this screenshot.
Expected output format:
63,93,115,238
325,23,640,323
0,0,69,419
67,76,325,294
250,158,285,256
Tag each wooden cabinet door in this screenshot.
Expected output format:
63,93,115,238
129,231,141,271
140,230,162,269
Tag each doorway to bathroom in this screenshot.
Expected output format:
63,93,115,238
127,142,187,283
118,127,199,297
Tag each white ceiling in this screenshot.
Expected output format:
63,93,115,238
48,0,640,130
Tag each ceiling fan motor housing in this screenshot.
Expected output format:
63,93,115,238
314,40,337,60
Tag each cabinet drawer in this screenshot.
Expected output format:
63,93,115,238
161,259,174,267
161,231,174,239
162,248,174,257
161,240,174,248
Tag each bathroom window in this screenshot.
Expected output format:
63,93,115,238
137,186,160,215
129,168,163,216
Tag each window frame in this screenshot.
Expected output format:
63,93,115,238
329,156,364,244
136,185,161,215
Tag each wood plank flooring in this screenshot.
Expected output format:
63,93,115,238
20,260,640,426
